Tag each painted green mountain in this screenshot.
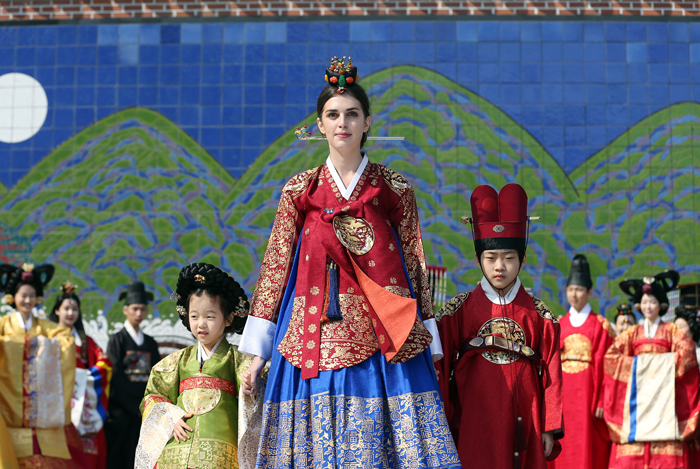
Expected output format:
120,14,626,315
0,108,255,323
569,102,700,310
1,67,699,326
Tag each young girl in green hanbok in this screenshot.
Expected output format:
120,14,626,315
134,263,256,469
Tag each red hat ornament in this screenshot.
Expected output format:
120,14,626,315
462,183,536,252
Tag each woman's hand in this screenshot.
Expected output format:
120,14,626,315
542,431,554,458
173,413,194,443
241,356,267,395
594,408,604,419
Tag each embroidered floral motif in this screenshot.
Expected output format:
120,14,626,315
436,292,469,321
390,277,397,284
368,260,375,267
308,324,317,333
308,306,318,315
306,340,316,349
530,295,558,323
257,391,460,468
279,294,380,371
305,360,314,369
310,286,320,296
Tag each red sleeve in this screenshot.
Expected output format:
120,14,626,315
669,323,700,441
248,177,306,323
87,337,113,410
592,315,615,440
539,314,564,437
389,185,434,321
603,326,636,443
435,299,466,429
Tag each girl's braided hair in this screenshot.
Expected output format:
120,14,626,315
174,263,249,335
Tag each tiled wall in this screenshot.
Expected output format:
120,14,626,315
1,20,699,186
0,18,699,327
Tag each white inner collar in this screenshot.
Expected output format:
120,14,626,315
197,336,225,363
326,152,368,200
644,316,661,339
480,277,521,305
568,303,592,328
124,320,144,346
15,311,32,331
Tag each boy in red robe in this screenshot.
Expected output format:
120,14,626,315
548,254,613,469
436,183,564,469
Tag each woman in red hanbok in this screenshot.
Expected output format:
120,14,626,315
49,281,112,469
604,270,700,469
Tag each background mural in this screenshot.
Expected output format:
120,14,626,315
0,20,699,345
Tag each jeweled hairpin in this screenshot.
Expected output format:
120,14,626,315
169,292,181,300
194,274,206,283
177,305,186,316
294,126,405,142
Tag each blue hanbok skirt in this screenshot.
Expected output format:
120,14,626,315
255,239,461,468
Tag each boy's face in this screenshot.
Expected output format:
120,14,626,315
476,249,525,290
123,303,148,328
566,285,592,312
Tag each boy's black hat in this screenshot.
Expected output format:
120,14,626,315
119,281,154,305
566,254,592,290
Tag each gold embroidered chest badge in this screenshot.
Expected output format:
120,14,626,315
477,317,527,365
333,215,375,255
493,225,505,233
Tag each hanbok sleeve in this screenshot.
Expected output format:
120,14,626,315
669,324,700,441
389,185,442,359
592,316,615,440
135,350,187,469
240,180,305,360
603,327,637,443
435,293,469,435
532,298,564,438
43,321,77,427
235,347,269,469
88,337,113,411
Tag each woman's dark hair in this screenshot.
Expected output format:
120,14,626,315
175,263,249,336
316,83,372,149
49,293,88,363
675,305,700,344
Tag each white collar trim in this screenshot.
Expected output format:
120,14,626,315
480,277,521,305
326,153,368,200
568,303,592,328
124,320,144,346
644,316,661,339
197,336,225,363
15,311,32,331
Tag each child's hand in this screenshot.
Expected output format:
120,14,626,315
542,431,554,458
173,413,194,443
241,356,267,395
594,408,604,419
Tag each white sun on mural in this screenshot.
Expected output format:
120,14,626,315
0,73,49,144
